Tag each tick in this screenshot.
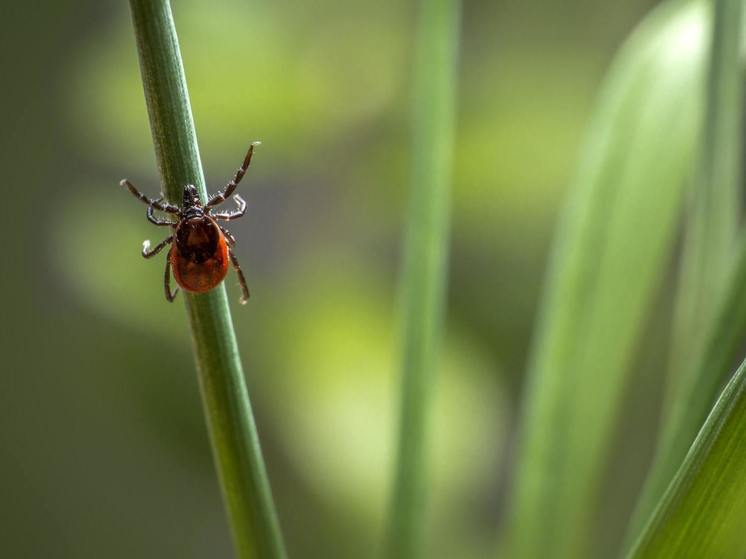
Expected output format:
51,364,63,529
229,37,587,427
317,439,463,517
120,142,259,305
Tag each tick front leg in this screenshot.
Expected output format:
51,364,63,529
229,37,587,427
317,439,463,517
147,200,177,226
121,179,179,213
228,247,250,304
164,259,179,302
142,235,173,258
211,194,247,221
206,141,259,208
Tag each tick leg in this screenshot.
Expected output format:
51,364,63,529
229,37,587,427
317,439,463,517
211,194,246,221
228,247,250,304
206,141,259,208
121,179,179,213
219,225,236,246
164,259,179,302
142,235,173,258
147,200,177,226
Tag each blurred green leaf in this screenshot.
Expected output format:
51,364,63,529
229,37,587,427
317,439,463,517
627,0,744,542
506,1,708,557
626,358,746,559
252,254,503,559
72,0,405,174
386,0,461,557
667,0,742,376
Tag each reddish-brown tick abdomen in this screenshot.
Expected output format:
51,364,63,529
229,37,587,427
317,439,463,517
169,216,229,293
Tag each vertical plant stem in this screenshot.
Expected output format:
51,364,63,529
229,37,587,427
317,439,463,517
386,0,460,557
127,2,286,558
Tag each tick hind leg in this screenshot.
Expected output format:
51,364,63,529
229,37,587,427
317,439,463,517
228,247,250,304
142,235,173,258
206,141,259,208
164,259,179,302
219,225,236,246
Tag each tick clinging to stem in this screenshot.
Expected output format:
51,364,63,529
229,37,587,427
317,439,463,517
121,142,260,305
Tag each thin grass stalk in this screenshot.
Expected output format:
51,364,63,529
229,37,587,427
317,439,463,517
127,2,286,557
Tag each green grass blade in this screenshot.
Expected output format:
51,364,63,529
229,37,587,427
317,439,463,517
127,2,286,557
505,2,708,557
385,0,461,557
626,358,746,559
625,0,744,542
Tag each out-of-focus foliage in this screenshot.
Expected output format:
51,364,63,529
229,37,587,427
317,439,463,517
626,0,746,544
74,0,407,172
2,0,708,557
506,1,708,558
386,0,460,557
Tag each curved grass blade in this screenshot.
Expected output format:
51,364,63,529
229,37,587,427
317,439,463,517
625,0,744,543
505,1,708,557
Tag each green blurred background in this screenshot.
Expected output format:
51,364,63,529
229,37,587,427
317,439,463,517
0,0,662,557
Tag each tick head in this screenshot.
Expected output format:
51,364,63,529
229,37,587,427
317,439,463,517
183,184,202,209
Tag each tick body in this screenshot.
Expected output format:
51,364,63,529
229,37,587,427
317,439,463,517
170,215,230,293
121,142,259,304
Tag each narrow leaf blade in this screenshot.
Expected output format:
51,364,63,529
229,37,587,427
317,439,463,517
627,359,746,559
